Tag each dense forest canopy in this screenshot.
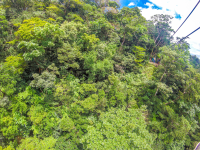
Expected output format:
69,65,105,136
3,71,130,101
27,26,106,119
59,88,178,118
0,0,200,149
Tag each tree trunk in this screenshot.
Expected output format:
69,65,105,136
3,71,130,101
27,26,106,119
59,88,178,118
154,29,160,44
119,32,125,51
156,36,163,47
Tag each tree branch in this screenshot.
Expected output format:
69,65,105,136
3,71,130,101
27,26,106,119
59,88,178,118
119,32,126,51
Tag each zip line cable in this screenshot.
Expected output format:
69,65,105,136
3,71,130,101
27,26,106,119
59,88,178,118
176,26,200,44
171,26,200,46
171,0,200,37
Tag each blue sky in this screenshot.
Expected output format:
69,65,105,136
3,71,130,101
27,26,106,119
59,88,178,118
121,0,161,10
120,0,200,57
120,0,181,19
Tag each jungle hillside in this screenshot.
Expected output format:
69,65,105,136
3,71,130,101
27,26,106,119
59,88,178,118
1,0,200,149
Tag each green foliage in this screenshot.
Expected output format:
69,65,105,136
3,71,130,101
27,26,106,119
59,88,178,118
54,74,80,105
0,8,9,58
60,21,88,44
0,146,14,150
11,17,64,66
1,0,200,149
18,41,45,61
0,8,8,38
149,105,191,148
13,17,48,41
108,1,120,9
60,116,74,132
81,107,154,150
30,71,56,91
84,56,114,81
54,136,78,150
17,136,57,150
81,33,100,51
5,55,26,74
58,42,83,70
1,115,21,139
28,105,61,137
0,57,23,96
133,46,146,65
89,17,114,40
67,13,84,23
2,0,33,11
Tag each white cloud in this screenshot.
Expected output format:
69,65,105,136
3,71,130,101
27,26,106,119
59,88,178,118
145,3,154,8
128,2,135,7
138,7,143,10
140,0,200,57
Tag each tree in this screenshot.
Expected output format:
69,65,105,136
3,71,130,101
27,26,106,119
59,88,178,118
116,7,146,51
147,14,174,55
